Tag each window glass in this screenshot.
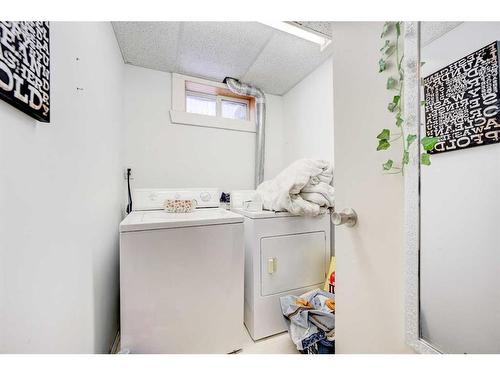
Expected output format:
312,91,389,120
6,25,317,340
186,93,216,116
221,99,248,120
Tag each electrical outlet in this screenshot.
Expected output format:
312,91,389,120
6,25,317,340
124,167,134,180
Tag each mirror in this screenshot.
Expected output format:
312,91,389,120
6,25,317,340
416,22,500,354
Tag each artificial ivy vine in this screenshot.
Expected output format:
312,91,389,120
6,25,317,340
377,21,439,174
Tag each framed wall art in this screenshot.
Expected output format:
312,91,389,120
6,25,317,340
424,41,500,154
0,21,50,122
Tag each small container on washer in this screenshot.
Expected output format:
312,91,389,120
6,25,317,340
163,199,196,213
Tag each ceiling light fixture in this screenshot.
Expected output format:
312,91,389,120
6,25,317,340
259,21,332,51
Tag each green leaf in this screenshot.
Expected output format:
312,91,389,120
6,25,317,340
380,40,390,52
396,113,404,127
421,153,431,166
396,22,401,37
383,159,394,170
388,95,400,112
407,134,417,147
377,139,390,151
386,77,397,89
377,128,391,140
379,58,387,73
380,40,394,56
421,136,439,151
421,100,426,107
381,22,391,38
420,61,426,67
403,151,409,165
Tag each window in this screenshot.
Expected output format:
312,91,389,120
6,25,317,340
170,73,256,133
186,92,216,116
186,90,249,121
221,98,248,120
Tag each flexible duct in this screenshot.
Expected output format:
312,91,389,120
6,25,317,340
224,77,266,188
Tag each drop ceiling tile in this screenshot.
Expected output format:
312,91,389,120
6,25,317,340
421,22,462,47
112,22,181,72
175,22,274,82
112,21,334,95
242,31,333,95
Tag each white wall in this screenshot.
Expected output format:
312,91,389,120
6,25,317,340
123,64,284,191
0,22,124,353
282,57,334,167
420,22,500,353
332,22,411,353
122,58,334,189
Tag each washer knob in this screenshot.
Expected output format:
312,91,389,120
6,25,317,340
200,192,211,202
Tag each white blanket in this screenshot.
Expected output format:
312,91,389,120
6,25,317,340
256,159,334,216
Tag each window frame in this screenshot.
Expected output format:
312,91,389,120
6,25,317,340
170,73,256,133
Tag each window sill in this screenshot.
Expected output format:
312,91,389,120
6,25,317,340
169,110,256,133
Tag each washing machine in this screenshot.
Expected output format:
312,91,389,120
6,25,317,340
119,188,244,353
231,206,331,341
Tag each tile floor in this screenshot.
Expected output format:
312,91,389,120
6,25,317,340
115,326,300,354
239,326,299,354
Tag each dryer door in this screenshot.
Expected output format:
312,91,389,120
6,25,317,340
260,231,327,296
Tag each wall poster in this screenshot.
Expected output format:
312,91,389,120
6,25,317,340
424,41,500,154
0,21,50,122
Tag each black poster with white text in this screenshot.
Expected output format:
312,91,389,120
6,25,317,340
424,41,500,154
0,21,50,123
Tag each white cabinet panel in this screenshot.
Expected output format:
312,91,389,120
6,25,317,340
260,231,327,296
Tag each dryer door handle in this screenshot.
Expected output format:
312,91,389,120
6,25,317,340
267,257,277,274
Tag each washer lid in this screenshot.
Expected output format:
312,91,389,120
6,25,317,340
120,208,244,232
231,208,297,219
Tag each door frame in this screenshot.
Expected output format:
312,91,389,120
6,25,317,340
403,21,440,354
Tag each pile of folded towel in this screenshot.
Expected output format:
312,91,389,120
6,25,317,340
256,159,334,216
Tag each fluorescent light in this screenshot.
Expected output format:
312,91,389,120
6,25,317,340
259,21,331,51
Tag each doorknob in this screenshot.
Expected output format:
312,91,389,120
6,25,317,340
331,208,358,227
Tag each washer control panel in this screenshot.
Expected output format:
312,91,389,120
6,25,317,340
133,188,220,211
